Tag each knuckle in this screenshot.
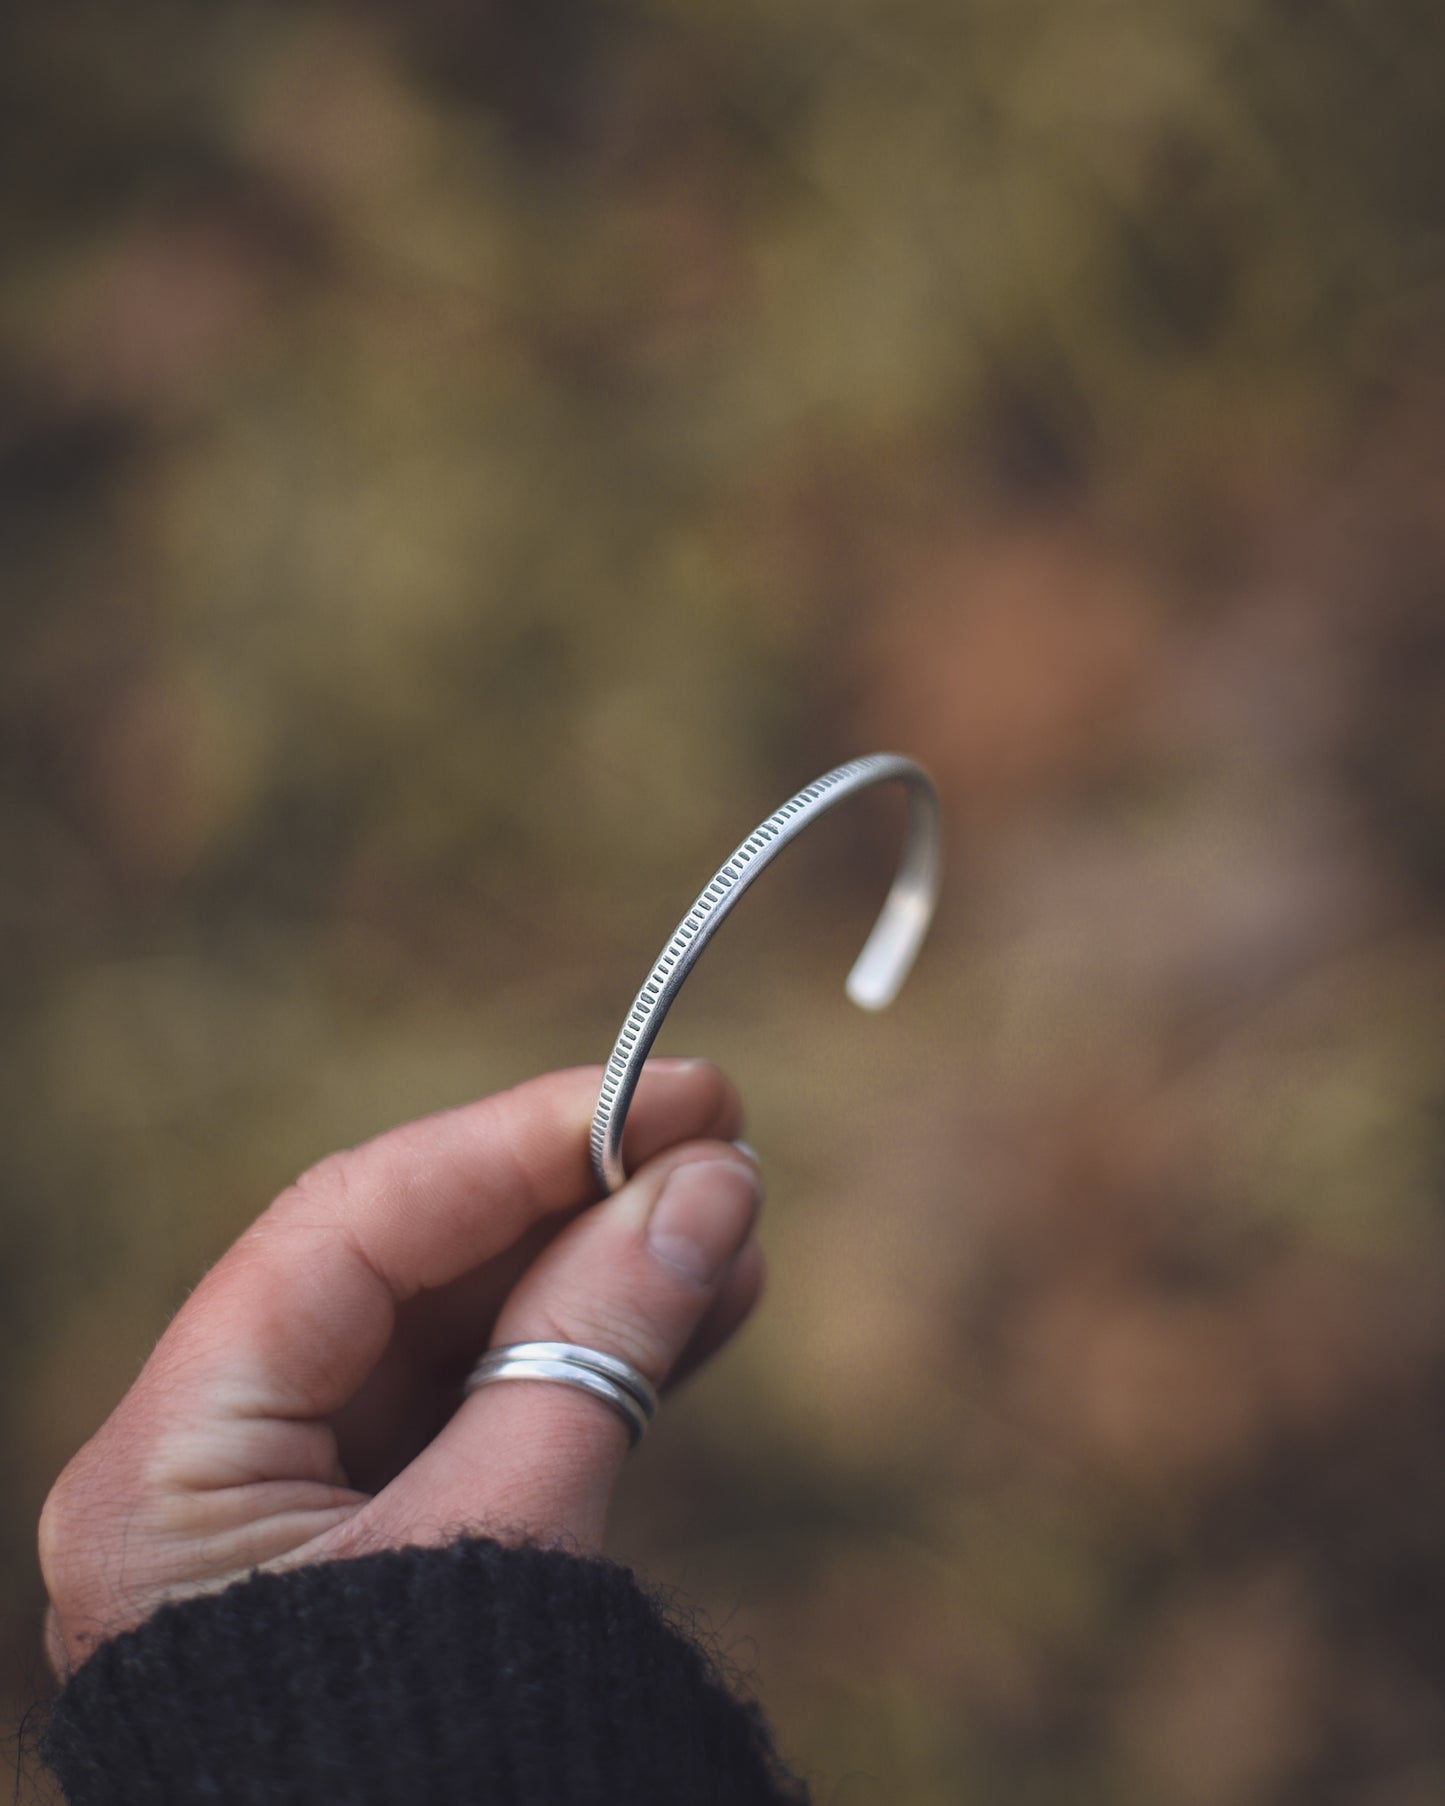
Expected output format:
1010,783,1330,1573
38,1449,111,1603
287,1147,357,1212
40,1443,182,1664
37,1472,79,1588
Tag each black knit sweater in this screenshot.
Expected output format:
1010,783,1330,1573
43,1538,811,1804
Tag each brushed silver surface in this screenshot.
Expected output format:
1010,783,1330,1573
464,1343,656,1446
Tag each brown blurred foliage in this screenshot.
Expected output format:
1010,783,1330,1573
4,3,1445,1801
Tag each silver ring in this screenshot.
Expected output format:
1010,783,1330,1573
590,753,942,1193
464,1341,659,1447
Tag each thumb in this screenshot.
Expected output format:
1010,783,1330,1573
360,1141,763,1551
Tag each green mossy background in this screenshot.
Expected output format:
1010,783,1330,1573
5,4,1445,1800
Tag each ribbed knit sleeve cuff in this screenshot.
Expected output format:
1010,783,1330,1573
43,1537,810,1806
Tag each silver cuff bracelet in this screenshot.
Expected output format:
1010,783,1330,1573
589,753,942,1194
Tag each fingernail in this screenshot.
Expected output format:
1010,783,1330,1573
731,1139,759,1165
647,1159,760,1286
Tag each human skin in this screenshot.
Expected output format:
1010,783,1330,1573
39,1058,763,1678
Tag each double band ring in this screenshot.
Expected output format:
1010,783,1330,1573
590,753,942,1194
465,1341,660,1446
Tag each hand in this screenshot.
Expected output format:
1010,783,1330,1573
39,1060,763,1677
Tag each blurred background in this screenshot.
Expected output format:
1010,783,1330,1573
4,2,1445,1800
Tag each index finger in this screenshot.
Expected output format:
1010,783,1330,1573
142,1060,742,1425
